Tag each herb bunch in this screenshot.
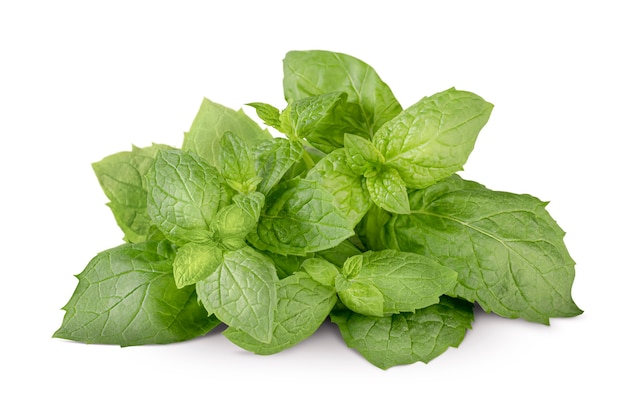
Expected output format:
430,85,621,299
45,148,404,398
54,50,582,369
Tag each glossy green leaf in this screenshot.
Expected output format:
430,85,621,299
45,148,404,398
382,175,583,324
92,143,173,242
373,87,493,188
366,167,410,215
196,246,278,343
54,241,218,346
331,296,474,369
224,272,336,354
173,241,223,288
182,98,271,166
145,149,221,244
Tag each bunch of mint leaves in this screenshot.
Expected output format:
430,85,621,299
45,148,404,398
54,50,582,369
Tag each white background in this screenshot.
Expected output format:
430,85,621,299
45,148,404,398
1,1,623,397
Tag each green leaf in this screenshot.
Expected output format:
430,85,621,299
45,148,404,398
343,133,384,176
224,272,336,355
316,239,363,268
248,178,354,256
196,246,278,343
54,241,219,346
212,192,265,250
173,241,223,288
373,87,493,188
182,98,271,166
336,250,457,316
254,138,303,195
218,131,261,194
92,143,173,242
306,149,371,228
336,277,385,317
331,296,474,369
301,257,339,287
382,175,583,324
145,149,222,244
247,102,283,131
283,50,402,136
365,167,410,214
261,251,306,279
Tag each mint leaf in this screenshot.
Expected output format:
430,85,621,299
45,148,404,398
383,175,583,324
283,50,402,135
218,131,261,194
54,241,218,345
145,149,222,244
173,241,223,288
247,102,282,130
365,166,410,215
373,87,493,188
224,272,336,354
343,133,384,176
196,246,278,343
249,178,354,256
92,143,173,242
336,250,457,316
182,98,271,166
306,149,371,228
331,296,474,369
301,257,339,287
254,138,303,195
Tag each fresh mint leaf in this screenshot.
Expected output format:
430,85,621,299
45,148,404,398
247,102,283,130
301,257,339,287
196,246,278,343
365,166,411,215
331,296,474,369
306,149,371,228
212,192,265,250
382,175,583,324
373,87,493,189
173,241,223,288
218,131,261,194
336,250,457,316
343,133,384,176
248,178,354,256
92,143,173,243
224,271,337,354
145,149,222,244
283,50,402,136
54,241,219,345
182,98,272,166
254,138,303,195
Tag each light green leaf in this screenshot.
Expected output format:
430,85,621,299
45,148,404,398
54,241,219,346
283,50,402,136
316,239,362,268
383,175,583,324
366,167,410,215
218,131,260,194
92,143,173,242
248,178,354,256
306,149,371,228
247,102,283,131
224,272,336,354
373,87,493,188
145,149,221,244
212,192,265,249
343,133,384,176
336,277,385,317
254,138,303,195
196,246,278,343
301,257,339,287
339,250,457,315
182,98,271,166
331,296,474,369
173,241,223,288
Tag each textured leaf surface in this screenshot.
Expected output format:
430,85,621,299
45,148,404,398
146,150,221,244
249,178,354,255
92,144,173,242
283,50,402,136
182,98,271,166
337,250,457,316
54,241,218,345
366,167,410,215
254,138,303,195
373,88,493,188
224,272,336,354
173,241,223,288
196,246,278,343
307,149,371,228
383,175,582,324
331,296,474,369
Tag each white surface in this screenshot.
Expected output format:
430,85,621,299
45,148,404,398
1,1,622,397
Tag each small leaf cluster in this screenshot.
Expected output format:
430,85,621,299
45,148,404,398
54,50,582,369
